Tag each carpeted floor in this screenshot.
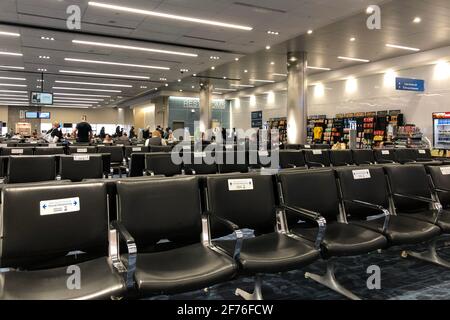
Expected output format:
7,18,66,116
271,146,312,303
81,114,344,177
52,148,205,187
149,235,450,300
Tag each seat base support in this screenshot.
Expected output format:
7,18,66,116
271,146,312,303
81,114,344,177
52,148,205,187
235,275,263,300
305,260,361,300
403,236,450,269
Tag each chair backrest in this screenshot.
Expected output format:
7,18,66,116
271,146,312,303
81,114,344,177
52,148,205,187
97,146,124,163
147,137,162,146
384,164,431,212
1,147,34,156
329,150,354,167
34,147,65,155
183,151,218,175
149,145,173,153
116,177,202,247
374,149,396,163
279,150,306,169
0,182,108,268
352,149,375,165
145,152,182,176
394,148,418,164
416,149,432,161
285,144,301,150
336,166,390,220
303,149,331,167
7,156,56,184
59,154,104,182
124,146,149,159
69,146,97,154
278,169,340,222
216,151,249,174
312,144,331,150
128,153,147,177
427,165,450,208
206,173,277,235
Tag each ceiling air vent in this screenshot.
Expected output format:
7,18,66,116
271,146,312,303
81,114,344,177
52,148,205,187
232,2,287,14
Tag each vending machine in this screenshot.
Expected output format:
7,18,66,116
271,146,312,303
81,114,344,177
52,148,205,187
433,112,450,149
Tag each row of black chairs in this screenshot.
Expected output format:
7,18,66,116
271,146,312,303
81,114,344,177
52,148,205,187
1,163,450,300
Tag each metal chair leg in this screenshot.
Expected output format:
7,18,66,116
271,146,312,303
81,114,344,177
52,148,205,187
305,260,362,300
402,236,450,269
235,274,263,300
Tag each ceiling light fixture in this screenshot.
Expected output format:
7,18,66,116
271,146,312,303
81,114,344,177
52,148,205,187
59,70,150,79
214,88,237,91
338,56,370,63
267,31,279,35
0,94,28,98
249,79,275,83
54,97,104,101
385,43,420,51
65,58,170,70
211,66,215,70
41,36,55,41
210,56,220,60
307,30,313,35
37,68,47,72
0,65,24,70
72,40,198,57
0,31,20,37
53,92,111,97
235,58,239,61
308,66,332,71
230,84,254,88
0,90,27,93
88,2,253,31
52,86,122,93
413,17,421,23
265,46,271,50
55,80,132,88
0,51,22,57
272,73,287,77
0,77,26,81
0,83,27,87
350,37,356,42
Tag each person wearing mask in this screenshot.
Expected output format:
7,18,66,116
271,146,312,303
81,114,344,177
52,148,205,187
103,134,113,144
47,122,63,142
129,126,136,139
99,127,106,140
73,116,93,143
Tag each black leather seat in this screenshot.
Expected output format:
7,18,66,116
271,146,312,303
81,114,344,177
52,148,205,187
145,153,183,177
0,182,126,300
216,151,249,174
183,151,218,175
149,145,172,153
278,169,387,258
114,177,236,295
352,149,375,165
303,149,331,168
97,146,126,177
338,165,440,245
285,144,301,150
124,146,149,160
6,156,56,184
128,153,147,177
207,173,319,274
394,148,419,164
329,150,354,167
311,144,331,150
374,149,396,164
428,165,450,221
279,150,306,169
60,154,104,182
69,146,97,154
34,147,65,155
1,147,34,156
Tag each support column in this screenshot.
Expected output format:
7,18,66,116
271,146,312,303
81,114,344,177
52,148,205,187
287,51,308,144
199,81,212,134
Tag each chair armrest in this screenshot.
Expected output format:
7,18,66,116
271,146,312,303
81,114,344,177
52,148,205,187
343,199,391,232
435,187,450,193
109,221,137,288
144,169,155,176
393,193,443,223
377,160,395,164
281,204,326,249
208,214,244,260
359,161,374,165
306,161,325,168
287,164,297,168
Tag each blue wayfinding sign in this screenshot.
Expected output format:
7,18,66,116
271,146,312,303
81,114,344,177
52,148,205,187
396,77,425,92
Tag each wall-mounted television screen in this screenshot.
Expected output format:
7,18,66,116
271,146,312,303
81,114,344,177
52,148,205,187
30,92,53,105
39,112,51,119
25,111,38,119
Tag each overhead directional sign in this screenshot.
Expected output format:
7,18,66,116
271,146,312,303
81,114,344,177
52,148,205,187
396,77,425,92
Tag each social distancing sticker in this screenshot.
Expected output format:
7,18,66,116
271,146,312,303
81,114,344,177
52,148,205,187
313,150,322,155
49,143,57,148
304,145,311,149
441,167,450,175
74,155,90,161
381,150,390,155
40,197,80,216
228,179,254,191
258,150,269,157
418,150,426,154
77,148,88,153
353,169,371,180
132,147,142,152
194,152,206,157
11,149,23,154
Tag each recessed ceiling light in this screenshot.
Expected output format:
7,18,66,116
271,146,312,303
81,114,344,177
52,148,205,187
88,2,253,31
270,61,275,65
265,45,271,50
55,80,132,88
159,78,167,81
235,58,239,61
308,66,332,71
267,30,279,35
350,37,356,42
210,56,220,60
39,56,50,59
52,87,122,93
338,56,370,63
180,68,189,72
179,89,183,92
41,36,55,41
366,6,375,14
0,76,26,81
0,83,27,87
230,84,254,88
244,70,248,73
413,17,421,23
307,30,313,35
140,86,147,89
272,73,287,77
37,79,44,82
191,86,195,89
65,58,170,70
165,83,169,87
72,40,198,57
212,92,223,95
385,43,420,51
59,70,150,79
211,66,215,70
193,74,197,77
177,79,181,82
289,57,298,62
0,51,23,57
37,68,47,72
53,93,111,97
0,31,20,37
250,79,275,83
0,65,24,70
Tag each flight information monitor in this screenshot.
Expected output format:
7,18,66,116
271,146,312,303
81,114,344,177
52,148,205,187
30,92,53,105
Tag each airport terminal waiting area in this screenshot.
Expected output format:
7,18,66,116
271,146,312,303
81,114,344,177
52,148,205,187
1,141,450,300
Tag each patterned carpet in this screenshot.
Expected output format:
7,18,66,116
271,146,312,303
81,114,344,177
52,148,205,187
149,235,450,300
